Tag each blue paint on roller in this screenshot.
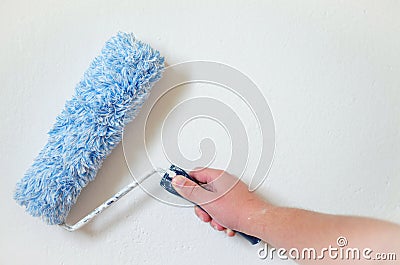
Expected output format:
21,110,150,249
14,32,164,225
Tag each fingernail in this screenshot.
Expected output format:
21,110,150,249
197,213,205,222
172,175,186,187
226,228,234,236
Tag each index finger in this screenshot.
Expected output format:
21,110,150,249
189,167,225,184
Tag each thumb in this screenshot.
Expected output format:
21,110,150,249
172,175,211,205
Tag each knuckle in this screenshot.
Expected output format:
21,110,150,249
184,183,198,198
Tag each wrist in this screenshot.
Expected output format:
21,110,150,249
238,199,276,238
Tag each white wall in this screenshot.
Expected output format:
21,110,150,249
1,1,399,264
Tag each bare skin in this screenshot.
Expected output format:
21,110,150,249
171,168,400,265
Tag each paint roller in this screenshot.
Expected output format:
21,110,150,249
14,32,260,245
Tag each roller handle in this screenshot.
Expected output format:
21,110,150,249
160,165,261,245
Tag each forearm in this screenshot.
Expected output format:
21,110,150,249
172,169,399,264
241,204,400,264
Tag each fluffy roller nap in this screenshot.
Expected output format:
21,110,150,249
14,32,164,225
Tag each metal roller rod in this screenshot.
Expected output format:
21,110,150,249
60,169,161,231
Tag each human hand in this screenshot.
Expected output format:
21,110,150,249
173,168,400,265
171,168,270,237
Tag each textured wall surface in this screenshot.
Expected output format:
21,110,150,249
1,1,399,264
